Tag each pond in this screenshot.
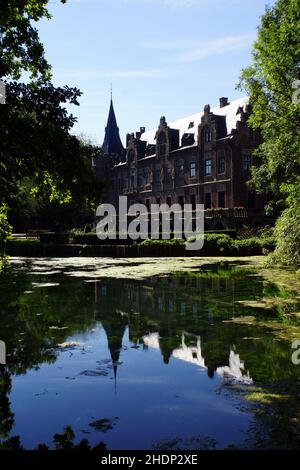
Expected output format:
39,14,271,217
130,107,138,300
0,257,300,450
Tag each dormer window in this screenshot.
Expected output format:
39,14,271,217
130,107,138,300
204,128,212,144
146,144,156,157
181,133,195,147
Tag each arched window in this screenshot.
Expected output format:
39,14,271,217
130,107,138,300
203,127,212,144
157,132,167,158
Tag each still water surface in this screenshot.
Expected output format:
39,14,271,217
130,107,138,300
0,258,300,449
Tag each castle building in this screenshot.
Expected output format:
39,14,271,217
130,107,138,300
93,96,266,224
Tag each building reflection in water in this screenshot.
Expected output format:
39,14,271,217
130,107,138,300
216,347,252,384
94,274,258,385
143,332,252,384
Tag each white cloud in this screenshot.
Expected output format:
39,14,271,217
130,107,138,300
179,34,255,62
143,34,255,62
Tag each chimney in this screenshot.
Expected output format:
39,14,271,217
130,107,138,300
204,104,210,115
140,127,145,134
219,97,229,108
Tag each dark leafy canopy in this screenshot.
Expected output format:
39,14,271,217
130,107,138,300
0,0,103,213
0,81,102,208
0,0,66,81
239,0,300,213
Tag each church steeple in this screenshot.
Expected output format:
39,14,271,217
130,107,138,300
102,95,124,155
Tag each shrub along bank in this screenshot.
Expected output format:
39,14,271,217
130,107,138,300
7,233,275,258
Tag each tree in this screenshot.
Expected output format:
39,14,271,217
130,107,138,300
0,81,102,208
0,0,66,81
239,0,300,266
0,1,103,261
0,207,12,270
239,0,300,211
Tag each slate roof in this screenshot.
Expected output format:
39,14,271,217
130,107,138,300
140,97,249,147
102,99,124,155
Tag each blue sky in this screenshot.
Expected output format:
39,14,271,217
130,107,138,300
38,0,275,145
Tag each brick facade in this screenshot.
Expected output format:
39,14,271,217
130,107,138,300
93,96,266,221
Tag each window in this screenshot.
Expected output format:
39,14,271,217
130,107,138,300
155,169,160,183
156,197,161,205
218,191,225,208
243,152,252,170
138,170,143,186
178,163,184,176
157,132,167,158
204,127,212,144
178,196,184,208
205,159,212,176
166,167,172,183
130,175,135,187
190,162,196,178
143,167,150,183
218,153,225,174
205,193,212,209
190,194,196,210
167,196,172,207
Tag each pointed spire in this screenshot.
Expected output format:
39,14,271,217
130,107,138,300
102,93,124,155
100,316,127,394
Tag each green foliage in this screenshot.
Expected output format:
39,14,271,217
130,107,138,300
235,237,275,256
187,233,275,256
0,1,103,232
270,206,300,267
53,426,75,450
0,368,14,438
0,0,67,81
236,225,274,239
0,206,12,269
239,0,300,214
6,177,96,232
0,82,103,211
0,436,23,451
203,233,235,254
140,238,185,246
0,425,107,451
